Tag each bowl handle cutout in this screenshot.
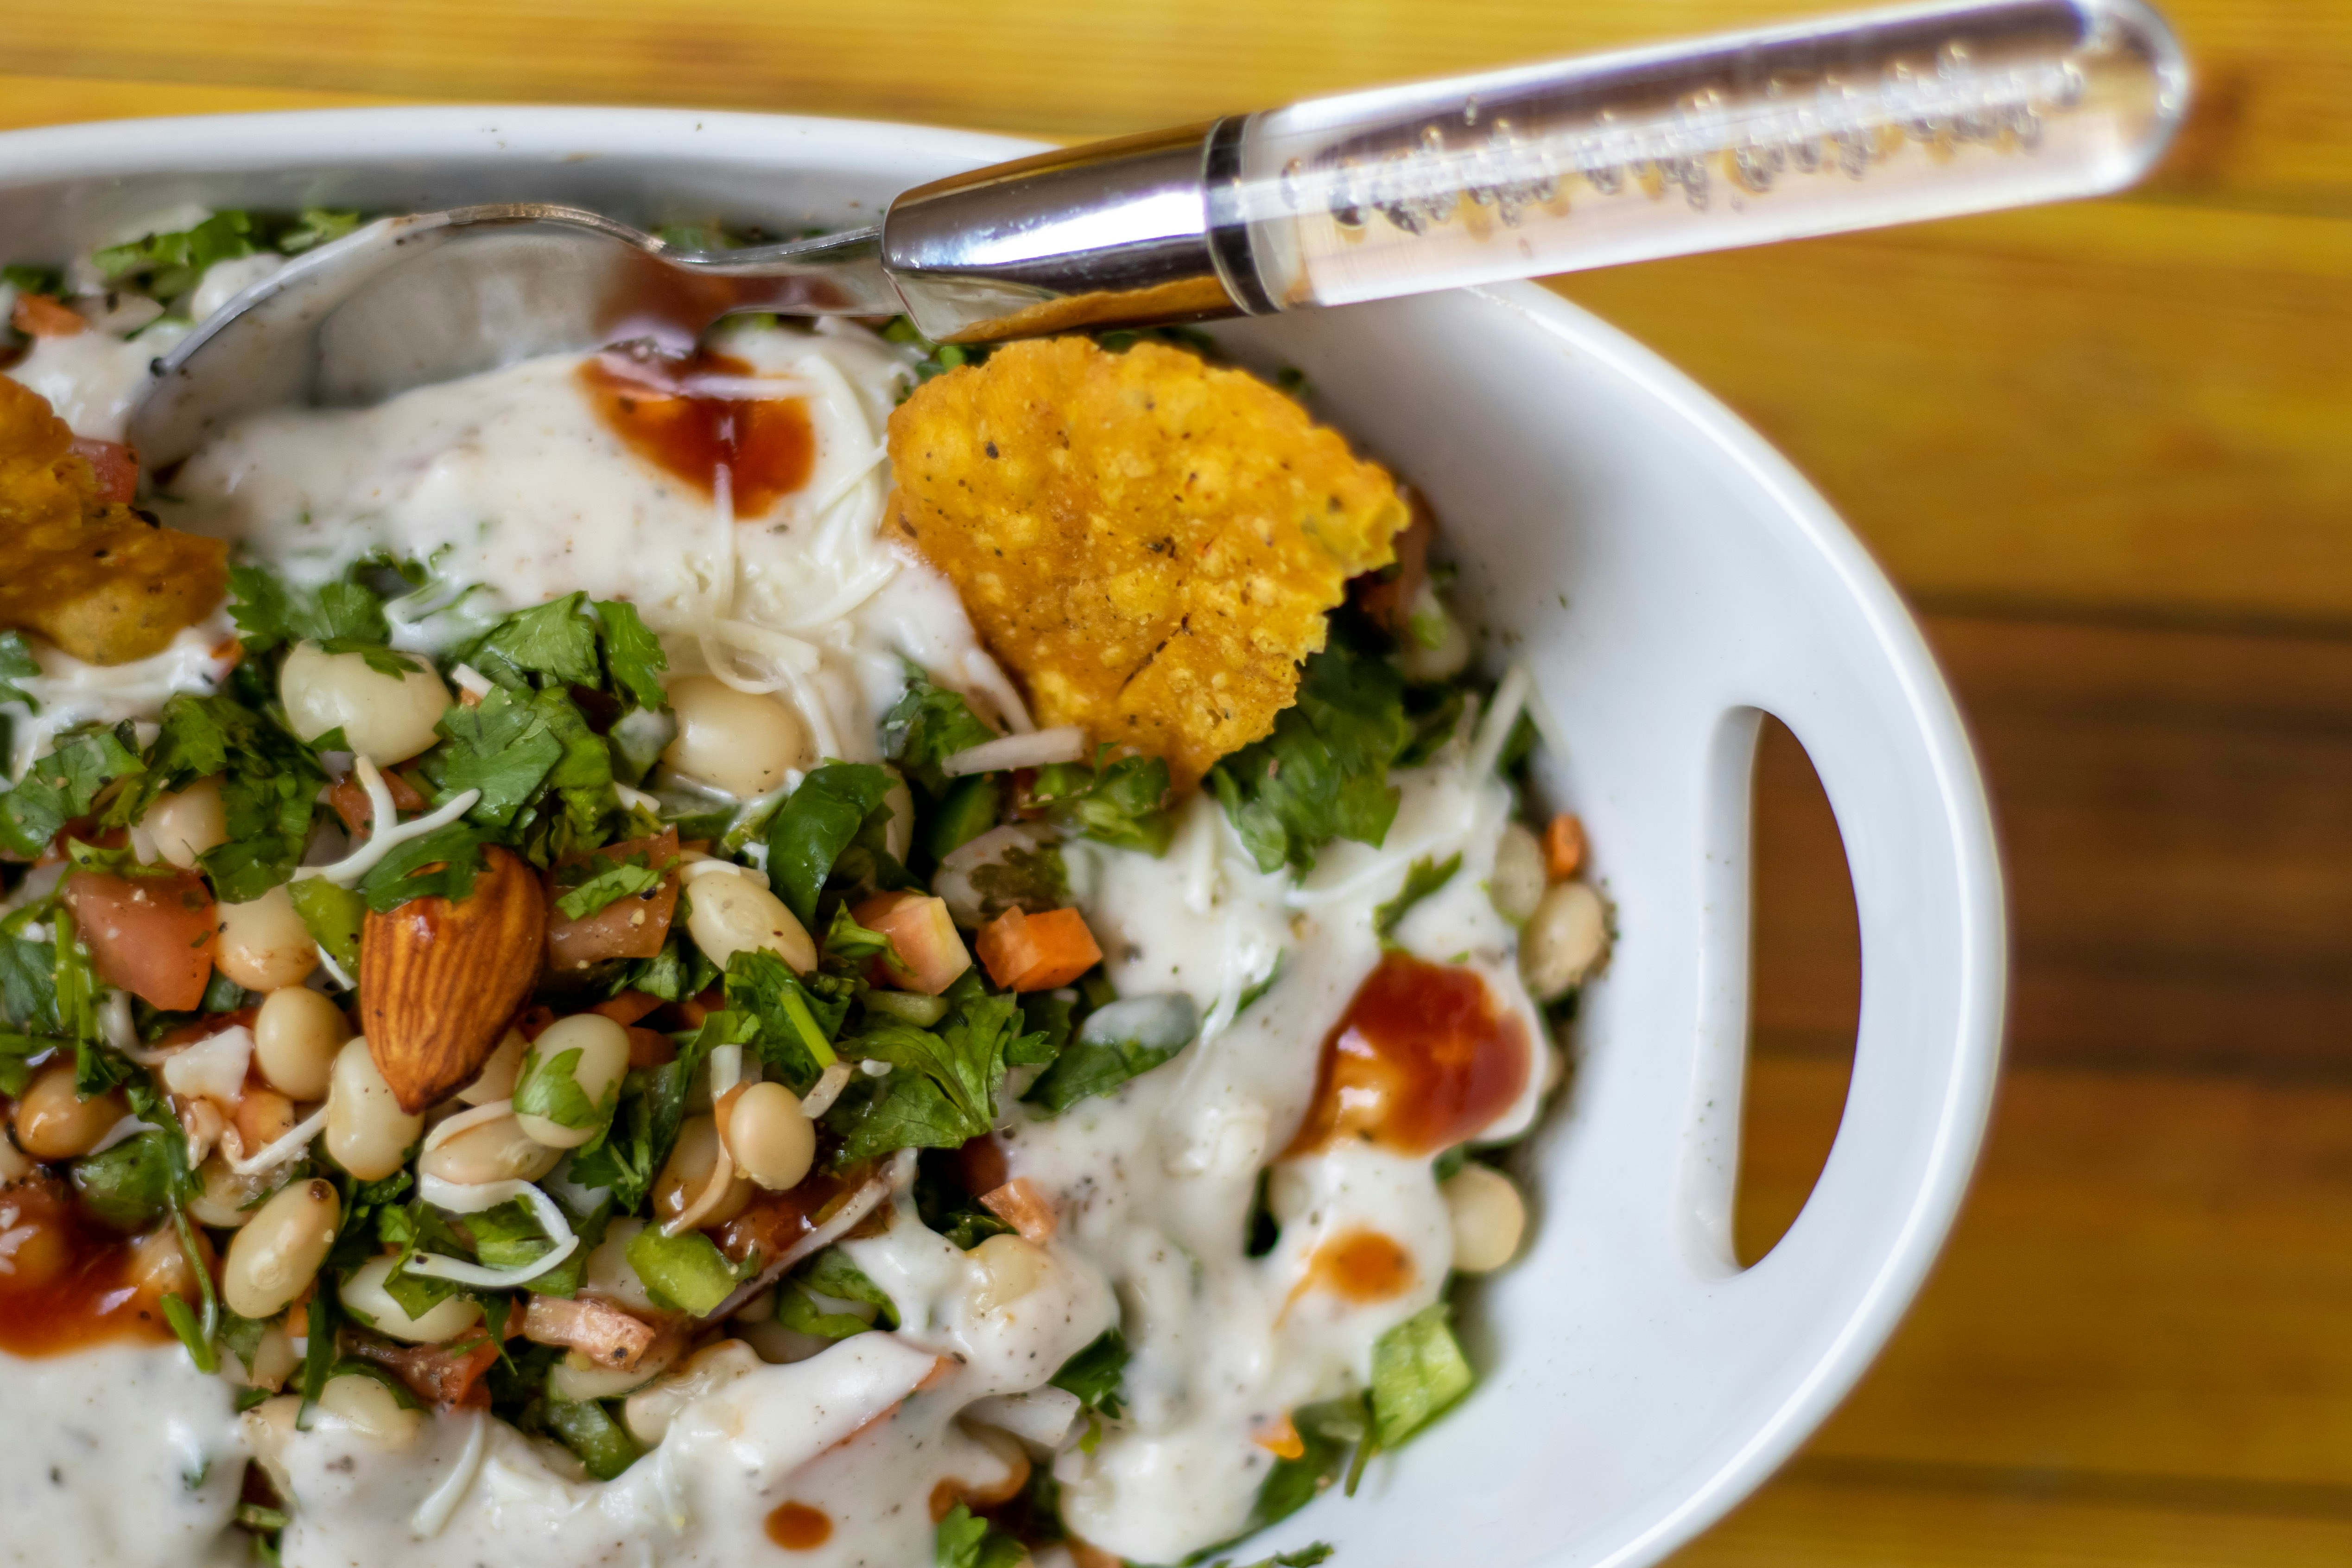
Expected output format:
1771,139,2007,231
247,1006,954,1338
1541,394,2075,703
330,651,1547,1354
1680,710,1864,1273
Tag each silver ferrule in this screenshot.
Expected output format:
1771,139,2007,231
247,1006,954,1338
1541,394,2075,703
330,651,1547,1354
880,119,1272,344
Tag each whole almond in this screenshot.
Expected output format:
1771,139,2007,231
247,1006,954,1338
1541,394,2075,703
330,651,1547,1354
360,846,547,1113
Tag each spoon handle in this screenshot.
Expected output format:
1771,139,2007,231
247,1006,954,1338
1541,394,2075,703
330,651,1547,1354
881,0,2189,343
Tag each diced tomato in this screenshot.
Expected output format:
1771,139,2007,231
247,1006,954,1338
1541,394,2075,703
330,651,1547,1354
978,1176,1055,1243
68,438,138,505
851,891,971,997
347,1335,502,1409
544,829,680,969
954,1134,1008,1199
326,768,428,834
590,989,664,1027
10,292,83,338
63,869,216,1011
1542,812,1586,881
975,906,1101,992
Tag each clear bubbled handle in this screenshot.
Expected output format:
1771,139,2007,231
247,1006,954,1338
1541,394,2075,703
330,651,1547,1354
1218,0,2189,310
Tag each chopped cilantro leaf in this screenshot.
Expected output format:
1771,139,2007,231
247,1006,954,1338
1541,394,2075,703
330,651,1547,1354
433,685,566,828
934,1502,1025,1568
463,592,602,691
0,631,40,711
1372,853,1461,940
1023,993,1198,1116
552,850,661,922
1206,637,1410,873
591,599,668,711
764,762,893,926
356,822,484,911
0,723,144,859
93,210,258,298
1049,1327,1128,1416
881,674,996,796
226,561,393,653
276,209,361,254
1028,750,1174,854
826,984,1035,1161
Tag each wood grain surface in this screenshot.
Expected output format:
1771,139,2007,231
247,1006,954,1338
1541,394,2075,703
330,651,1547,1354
3,0,2346,1561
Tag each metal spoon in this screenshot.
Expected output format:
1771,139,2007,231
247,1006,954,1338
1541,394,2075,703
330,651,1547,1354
129,0,2185,467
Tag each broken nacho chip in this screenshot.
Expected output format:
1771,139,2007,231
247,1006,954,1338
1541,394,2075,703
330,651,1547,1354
0,375,228,665
886,337,1407,789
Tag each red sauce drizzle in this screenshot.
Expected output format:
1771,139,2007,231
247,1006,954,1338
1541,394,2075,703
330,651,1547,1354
1286,952,1530,1158
1299,1228,1416,1304
764,1500,832,1550
0,1182,174,1357
578,346,815,519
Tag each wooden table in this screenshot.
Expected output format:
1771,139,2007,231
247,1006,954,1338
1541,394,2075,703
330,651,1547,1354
6,2,2347,1561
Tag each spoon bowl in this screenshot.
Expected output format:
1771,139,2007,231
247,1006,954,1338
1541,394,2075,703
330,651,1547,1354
130,206,886,467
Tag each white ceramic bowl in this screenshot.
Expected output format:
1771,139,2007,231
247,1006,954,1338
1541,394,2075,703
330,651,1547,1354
0,108,2006,1568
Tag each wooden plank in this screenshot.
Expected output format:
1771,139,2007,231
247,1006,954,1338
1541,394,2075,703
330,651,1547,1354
0,74,402,133
1751,614,2352,1074
0,0,2344,204
1674,1459,2352,1568
1737,1055,2352,1489
1550,202,2352,624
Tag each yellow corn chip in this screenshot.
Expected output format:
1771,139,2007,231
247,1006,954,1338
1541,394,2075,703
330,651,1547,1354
0,375,227,665
886,337,1407,789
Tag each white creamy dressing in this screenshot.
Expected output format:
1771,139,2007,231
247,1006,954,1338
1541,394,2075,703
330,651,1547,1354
0,1344,247,1568
2,251,1547,1566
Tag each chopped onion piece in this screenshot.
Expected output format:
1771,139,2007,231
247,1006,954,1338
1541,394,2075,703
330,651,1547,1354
941,726,1085,778
409,1174,579,1288
160,1025,253,1104
1466,663,1532,780
799,1062,853,1119
89,1114,161,1155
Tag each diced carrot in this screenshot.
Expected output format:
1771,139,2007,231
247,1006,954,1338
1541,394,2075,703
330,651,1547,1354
979,1176,1056,1243
975,906,1101,992
1253,1413,1306,1460
10,292,83,337
68,438,138,504
1541,812,1586,881
590,989,664,1027
624,1025,676,1070
63,869,215,1010
852,890,971,996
